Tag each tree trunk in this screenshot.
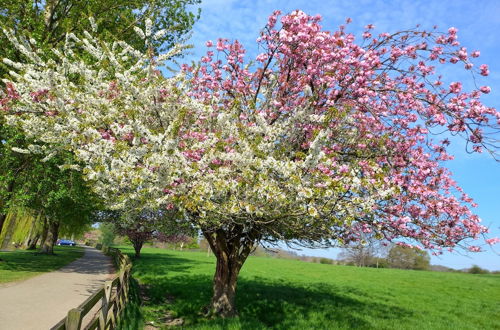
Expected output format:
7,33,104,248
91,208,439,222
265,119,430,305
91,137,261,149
0,211,17,250
39,216,48,248
132,240,143,258
26,235,39,250
0,180,15,235
0,213,7,237
210,250,242,317
40,220,59,254
23,212,40,249
203,226,260,318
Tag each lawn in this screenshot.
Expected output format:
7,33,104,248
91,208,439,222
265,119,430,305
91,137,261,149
117,246,500,330
0,246,84,284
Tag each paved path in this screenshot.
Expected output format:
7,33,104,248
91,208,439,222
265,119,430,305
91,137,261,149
0,246,114,330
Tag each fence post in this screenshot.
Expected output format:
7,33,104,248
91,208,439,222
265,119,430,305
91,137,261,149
99,280,113,329
123,265,131,302
65,308,82,330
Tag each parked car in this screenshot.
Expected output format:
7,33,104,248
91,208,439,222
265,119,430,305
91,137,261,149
57,239,76,246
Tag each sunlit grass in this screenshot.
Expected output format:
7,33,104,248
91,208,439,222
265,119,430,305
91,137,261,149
117,246,500,329
0,246,84,284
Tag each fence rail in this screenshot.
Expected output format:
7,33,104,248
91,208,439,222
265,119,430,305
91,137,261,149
51,247,132,330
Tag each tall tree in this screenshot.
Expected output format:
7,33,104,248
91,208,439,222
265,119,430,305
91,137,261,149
0,0,201,235
15,153,99,254
2,10,499,316
338,242,376,267
0,125,29,234
96,209,195,258
387,244,431,270
338,234,389,267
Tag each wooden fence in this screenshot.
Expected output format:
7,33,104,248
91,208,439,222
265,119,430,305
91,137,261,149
51,247,132,330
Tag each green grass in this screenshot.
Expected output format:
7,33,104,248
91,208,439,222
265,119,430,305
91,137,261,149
0,246,84,284
117,246,500,330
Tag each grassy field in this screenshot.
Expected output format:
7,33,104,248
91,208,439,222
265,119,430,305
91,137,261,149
0,246,84,284
117,246,500,330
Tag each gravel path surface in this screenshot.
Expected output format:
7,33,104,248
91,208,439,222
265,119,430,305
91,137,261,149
0,246,114,330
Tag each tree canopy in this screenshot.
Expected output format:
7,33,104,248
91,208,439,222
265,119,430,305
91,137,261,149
0,0,201,245
0,0,201,77
387,244,431,270
1,10,499,316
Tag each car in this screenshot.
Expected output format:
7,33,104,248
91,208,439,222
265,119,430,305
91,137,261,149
57,239,76,246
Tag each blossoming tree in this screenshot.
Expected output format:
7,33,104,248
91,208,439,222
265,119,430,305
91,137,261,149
95,208,195,258
2,11,499,316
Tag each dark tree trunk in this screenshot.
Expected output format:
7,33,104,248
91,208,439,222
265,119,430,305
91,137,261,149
26,235,39,250
0,211,17,250
203,226,260,318
40,220,59,254
210,249,242,317
23,213,40,249
39,216,49,248
132,240,143,258
0,213,6,237
0,180,15,235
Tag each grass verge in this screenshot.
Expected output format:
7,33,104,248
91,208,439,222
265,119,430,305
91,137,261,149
119,246,500,329
0,246,84,284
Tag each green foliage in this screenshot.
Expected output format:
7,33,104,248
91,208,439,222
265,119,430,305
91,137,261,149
14,153,101,241
0,124,30,222
468,265,490,274
0,246,83,283
387,245,430,270
99,222,116,247
116,246,500,329
0,0,201,78
185,240,200,250
319,257,334,264
369,257,389,268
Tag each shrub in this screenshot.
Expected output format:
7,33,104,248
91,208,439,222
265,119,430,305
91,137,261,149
468,265,489,274
319,258,334,264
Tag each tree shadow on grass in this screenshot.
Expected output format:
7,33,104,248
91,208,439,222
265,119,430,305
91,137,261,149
130,253,413,329
163,275,411,329
129,251,213,278
0,247,83,275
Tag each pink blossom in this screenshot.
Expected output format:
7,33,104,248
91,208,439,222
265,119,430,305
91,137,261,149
30,89,49,102
480,86,491,94
480,64,489,76
468,246,481,252
5,83,19,99
182,10,497,256
449,82,462,94
486,237,500,245
338,165,349,174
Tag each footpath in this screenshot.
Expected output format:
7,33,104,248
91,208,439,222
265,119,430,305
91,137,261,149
0,246,113,330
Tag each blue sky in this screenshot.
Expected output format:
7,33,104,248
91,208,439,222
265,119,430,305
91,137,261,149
184,0,500,270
